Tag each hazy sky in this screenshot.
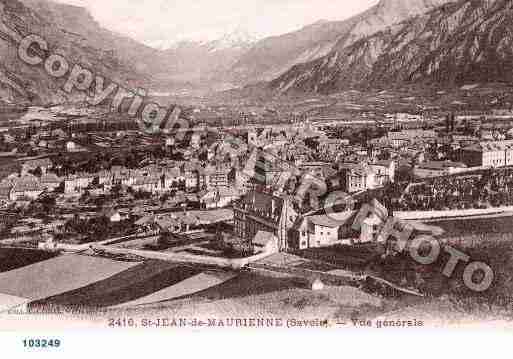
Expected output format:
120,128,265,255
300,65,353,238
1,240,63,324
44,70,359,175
53,0,379,48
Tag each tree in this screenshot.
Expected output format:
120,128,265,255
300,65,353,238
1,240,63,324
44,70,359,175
112,184,122,197
39,195,56,212
29,167,43,177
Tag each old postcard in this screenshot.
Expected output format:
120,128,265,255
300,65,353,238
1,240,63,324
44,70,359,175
0,0,513,353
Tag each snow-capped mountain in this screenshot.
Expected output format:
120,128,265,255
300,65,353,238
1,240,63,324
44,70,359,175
206,28,259,52
150,28,258,52
152,28,258,86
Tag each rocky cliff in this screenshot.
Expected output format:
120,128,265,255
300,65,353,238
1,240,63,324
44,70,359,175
0,0,159,104
228,0,452,85
271,0,512,94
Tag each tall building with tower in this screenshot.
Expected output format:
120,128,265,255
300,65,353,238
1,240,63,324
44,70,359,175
233,190,299,252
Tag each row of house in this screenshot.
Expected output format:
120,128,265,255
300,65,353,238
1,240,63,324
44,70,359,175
0,173,62,201
375,129,437,149
136,209,234,234
64,163,235,195
1,161,238,205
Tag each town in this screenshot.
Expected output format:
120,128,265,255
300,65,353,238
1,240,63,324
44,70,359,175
1,104,513,313
3,0,513,351
0,107,512,250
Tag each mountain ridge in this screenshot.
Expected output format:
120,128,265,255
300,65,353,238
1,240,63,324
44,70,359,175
270,0,512,95
0,0,159,104
2,0,503,105
226,0,453,85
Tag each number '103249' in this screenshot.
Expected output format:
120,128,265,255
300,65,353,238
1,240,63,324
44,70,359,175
23,339,61,348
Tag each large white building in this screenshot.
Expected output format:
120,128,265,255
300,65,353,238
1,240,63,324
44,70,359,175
383,129,437,148
461,140,513,168
339,161,395,193
292,213,354,250
64,174,95,195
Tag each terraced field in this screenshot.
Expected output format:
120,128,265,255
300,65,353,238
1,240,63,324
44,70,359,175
0,248,58,273
0,254,138,301
31,260,205,308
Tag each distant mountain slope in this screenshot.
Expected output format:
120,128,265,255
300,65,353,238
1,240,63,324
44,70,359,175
21,0,259,91
0,0,157,104
228,0,452,85
271,0,513,94
20,0,164,76
0,0,456,103
0,0,259,102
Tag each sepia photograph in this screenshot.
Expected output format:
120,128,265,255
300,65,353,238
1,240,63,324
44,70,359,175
0,0,513,352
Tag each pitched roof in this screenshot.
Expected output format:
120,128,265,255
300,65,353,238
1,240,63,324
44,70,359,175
65,173,94,180
23,157,52,169
319,138,347,145
339,163,374,177
40,173,62,183
307,213,351,228
252,231,276,247
237,190,284,223
134,176,160,185
156,217,180,229
165,168,181,178
176,214,198,226
0,186,11,197
12,180,44,193
372,160,394,167
135,215,156,226
204,164,216,175
418,161,467,170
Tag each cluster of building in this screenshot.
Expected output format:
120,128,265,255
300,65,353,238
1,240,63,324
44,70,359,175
337,160,396,193
233,190,379,252
460,140,513,168
7,108,513,254
0,158,59,202
0,155,242,209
